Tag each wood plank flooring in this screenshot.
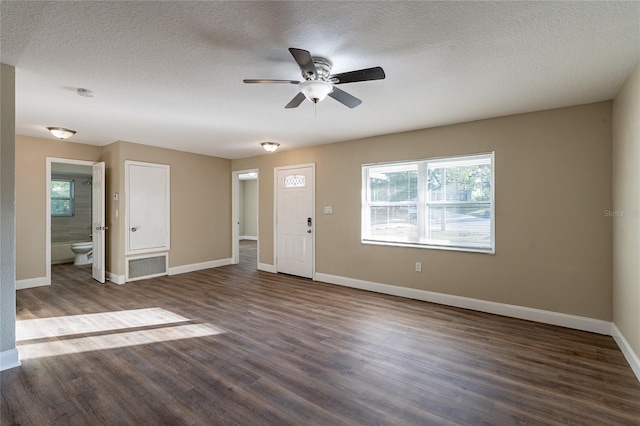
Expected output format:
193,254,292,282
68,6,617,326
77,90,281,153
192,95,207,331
2,240,640,425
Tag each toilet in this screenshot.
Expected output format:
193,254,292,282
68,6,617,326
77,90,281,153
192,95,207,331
70,242,93,266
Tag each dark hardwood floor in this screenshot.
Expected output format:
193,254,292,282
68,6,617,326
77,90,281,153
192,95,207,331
3,240,640,425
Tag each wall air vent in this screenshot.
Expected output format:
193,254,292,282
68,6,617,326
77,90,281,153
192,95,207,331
126,253,168,282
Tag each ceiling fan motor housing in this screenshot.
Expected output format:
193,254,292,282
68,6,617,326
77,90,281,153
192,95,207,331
306,57,332,81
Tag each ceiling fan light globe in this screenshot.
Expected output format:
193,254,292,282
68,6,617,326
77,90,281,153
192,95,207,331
299,80,333,104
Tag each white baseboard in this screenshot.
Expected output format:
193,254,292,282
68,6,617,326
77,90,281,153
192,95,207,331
168,258,232,276
16,276,49,290
240,236,257,241
106,272,125,285
0,348,21,371
51,259,74,265
612,323,640,382
258,263,277,273
314,273,612,335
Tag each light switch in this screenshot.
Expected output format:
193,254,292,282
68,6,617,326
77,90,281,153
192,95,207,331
324,206,333,214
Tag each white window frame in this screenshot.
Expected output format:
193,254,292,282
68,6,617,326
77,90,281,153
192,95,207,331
51,178,75,217
362,152,495,254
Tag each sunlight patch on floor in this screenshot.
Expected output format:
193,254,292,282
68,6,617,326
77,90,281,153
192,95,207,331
17,308,191,341
18,323,226,360
16,307,226,360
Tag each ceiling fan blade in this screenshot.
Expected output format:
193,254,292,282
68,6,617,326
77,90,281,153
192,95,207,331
243,79,300,84
289,48,317,80
285,92,306,109
328,87,362,108
330,67,386,84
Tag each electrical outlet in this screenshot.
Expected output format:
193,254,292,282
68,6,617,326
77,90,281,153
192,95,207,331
415,262,422,272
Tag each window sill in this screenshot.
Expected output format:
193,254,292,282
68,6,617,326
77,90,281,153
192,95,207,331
361,239,495,255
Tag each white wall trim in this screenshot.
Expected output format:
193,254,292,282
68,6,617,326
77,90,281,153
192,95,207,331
0,348,21,371
315,273,612,335
232,168,259,266
612,323,640,382
258,263,277,273
16,276,49,290
239,236,258,241
45,158,98,289
168,258,232,276
106,271,125,285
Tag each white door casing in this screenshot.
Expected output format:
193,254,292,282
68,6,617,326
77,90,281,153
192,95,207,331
232,169,259,265
275,165,315,279
46,158,106,285
126,161,170,254
92,162,106,283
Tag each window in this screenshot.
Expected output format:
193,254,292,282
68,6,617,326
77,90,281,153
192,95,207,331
362,152,494,253
283,174,306,188
51,179,74,216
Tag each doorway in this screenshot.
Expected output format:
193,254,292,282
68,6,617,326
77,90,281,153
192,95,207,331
232,169,258,269
46,157,106,284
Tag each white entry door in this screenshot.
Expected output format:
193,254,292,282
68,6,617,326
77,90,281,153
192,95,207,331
92,162,106,283
276,165,314,278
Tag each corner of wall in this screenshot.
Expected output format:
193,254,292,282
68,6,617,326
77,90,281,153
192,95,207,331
612,60,640,379
0,63,17,356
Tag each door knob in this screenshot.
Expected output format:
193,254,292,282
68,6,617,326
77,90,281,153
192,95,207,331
131,227,138,232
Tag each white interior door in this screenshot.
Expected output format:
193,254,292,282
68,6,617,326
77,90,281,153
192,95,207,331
276,165,314,278
92,162,106,283
126,161,170,254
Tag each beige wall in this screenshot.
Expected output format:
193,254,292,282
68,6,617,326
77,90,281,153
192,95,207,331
233,102,613,320
243,179,258,238
613,62,640,358
15,137,231,280
15,136,102,280
107,141,232,276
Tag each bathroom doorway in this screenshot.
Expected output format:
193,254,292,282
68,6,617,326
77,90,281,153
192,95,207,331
232,169,258,269
46,158,106,284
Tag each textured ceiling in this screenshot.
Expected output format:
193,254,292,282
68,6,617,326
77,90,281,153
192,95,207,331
1,1,639,159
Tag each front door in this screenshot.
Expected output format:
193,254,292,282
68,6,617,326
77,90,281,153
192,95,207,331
275,165,314,278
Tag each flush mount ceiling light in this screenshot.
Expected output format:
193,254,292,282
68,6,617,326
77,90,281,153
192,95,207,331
77,88,94,97
261,142,280,153
47,127,76,140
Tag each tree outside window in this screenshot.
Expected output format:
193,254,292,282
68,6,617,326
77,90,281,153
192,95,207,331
362,153,494,253
51,179,74,216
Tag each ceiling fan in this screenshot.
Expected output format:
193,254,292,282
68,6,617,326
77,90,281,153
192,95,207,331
243,48,385,109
